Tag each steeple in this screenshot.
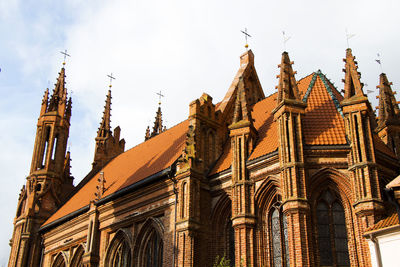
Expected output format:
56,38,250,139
232,77,253,124
276,51,301,104
92,89,125,170
97,89,112,139
342,48,365,100
9,65,74,267
376,73,400,159
48,67,68,115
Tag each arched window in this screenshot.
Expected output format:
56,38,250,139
316,190,350,267
143,228,163,267
52,253,66,267
181,182,188,218
105,232,132,267
70,245,84,267
269,205,290,267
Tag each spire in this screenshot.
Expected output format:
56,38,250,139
377,73,400,128
65,97,72,123
145,126,150,141
151,106,164,137
342,48,365,99
40,88,49,116
276,52,301,103
97,90,112,138
48,67,67,112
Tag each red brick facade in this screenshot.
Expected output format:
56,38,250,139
8,49,400,267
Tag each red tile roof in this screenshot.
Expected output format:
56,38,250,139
365,212,399,233
43,120,188,226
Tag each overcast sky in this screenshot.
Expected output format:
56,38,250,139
1,0,399,264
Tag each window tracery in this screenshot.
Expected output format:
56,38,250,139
316,189,350,267
106,232,132,267
269,202,289,267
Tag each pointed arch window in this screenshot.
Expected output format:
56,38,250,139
52,253,66,267
106,232,132,267
227,219,235,263
143,228,163,267
70,245,84,267
316,190,350,267
269,204,290,267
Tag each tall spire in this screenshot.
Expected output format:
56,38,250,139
276,51,301,103
342,48,365,99
97,89,112,139
48,67,68,114
92,88,125,170
377,73,400,128
145,101,166,141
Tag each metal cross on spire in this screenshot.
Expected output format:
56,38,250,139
345,28,356,48
375,53,384,73
156,90,164,105
282,31,291,51
107,73,116,88
60,49,71,66
241,28,251,49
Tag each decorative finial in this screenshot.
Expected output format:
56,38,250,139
107,73,116,88
241,28,251,49
375,53,384,72
345,28,355,48
60,49,71,66
282,31,291,51
156,90,164,106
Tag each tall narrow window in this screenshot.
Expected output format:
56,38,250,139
41,126,51,168
51,134,58,160
53,253,66,267
269,205,290,267
144,228,163,267
106,232,132,267
316,190,350,267
181,182,187,218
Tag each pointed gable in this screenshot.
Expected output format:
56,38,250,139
217,50,264,121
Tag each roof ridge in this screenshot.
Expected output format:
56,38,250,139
302,72,318,102
316,71,344,117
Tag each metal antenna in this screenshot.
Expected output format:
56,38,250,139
60,50,71,66
345,29,356,48
107,73,116,88
241,28,251,49
282,31,291,51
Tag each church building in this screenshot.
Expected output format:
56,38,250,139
8,48,400,267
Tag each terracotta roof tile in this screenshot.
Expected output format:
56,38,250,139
365,212,399,233
301,73,347,145
43,120,188,226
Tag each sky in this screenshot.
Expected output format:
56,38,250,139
0,0,399,264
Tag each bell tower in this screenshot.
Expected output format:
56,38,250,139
8,66,74,267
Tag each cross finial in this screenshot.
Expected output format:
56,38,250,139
282,31,291,51
345,28,356,48
241,28,251,49
376,53,384,72
60,49,71,66
156,90,164,105
107,73,116,88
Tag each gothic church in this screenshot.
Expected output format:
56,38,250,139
8,48,400,267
